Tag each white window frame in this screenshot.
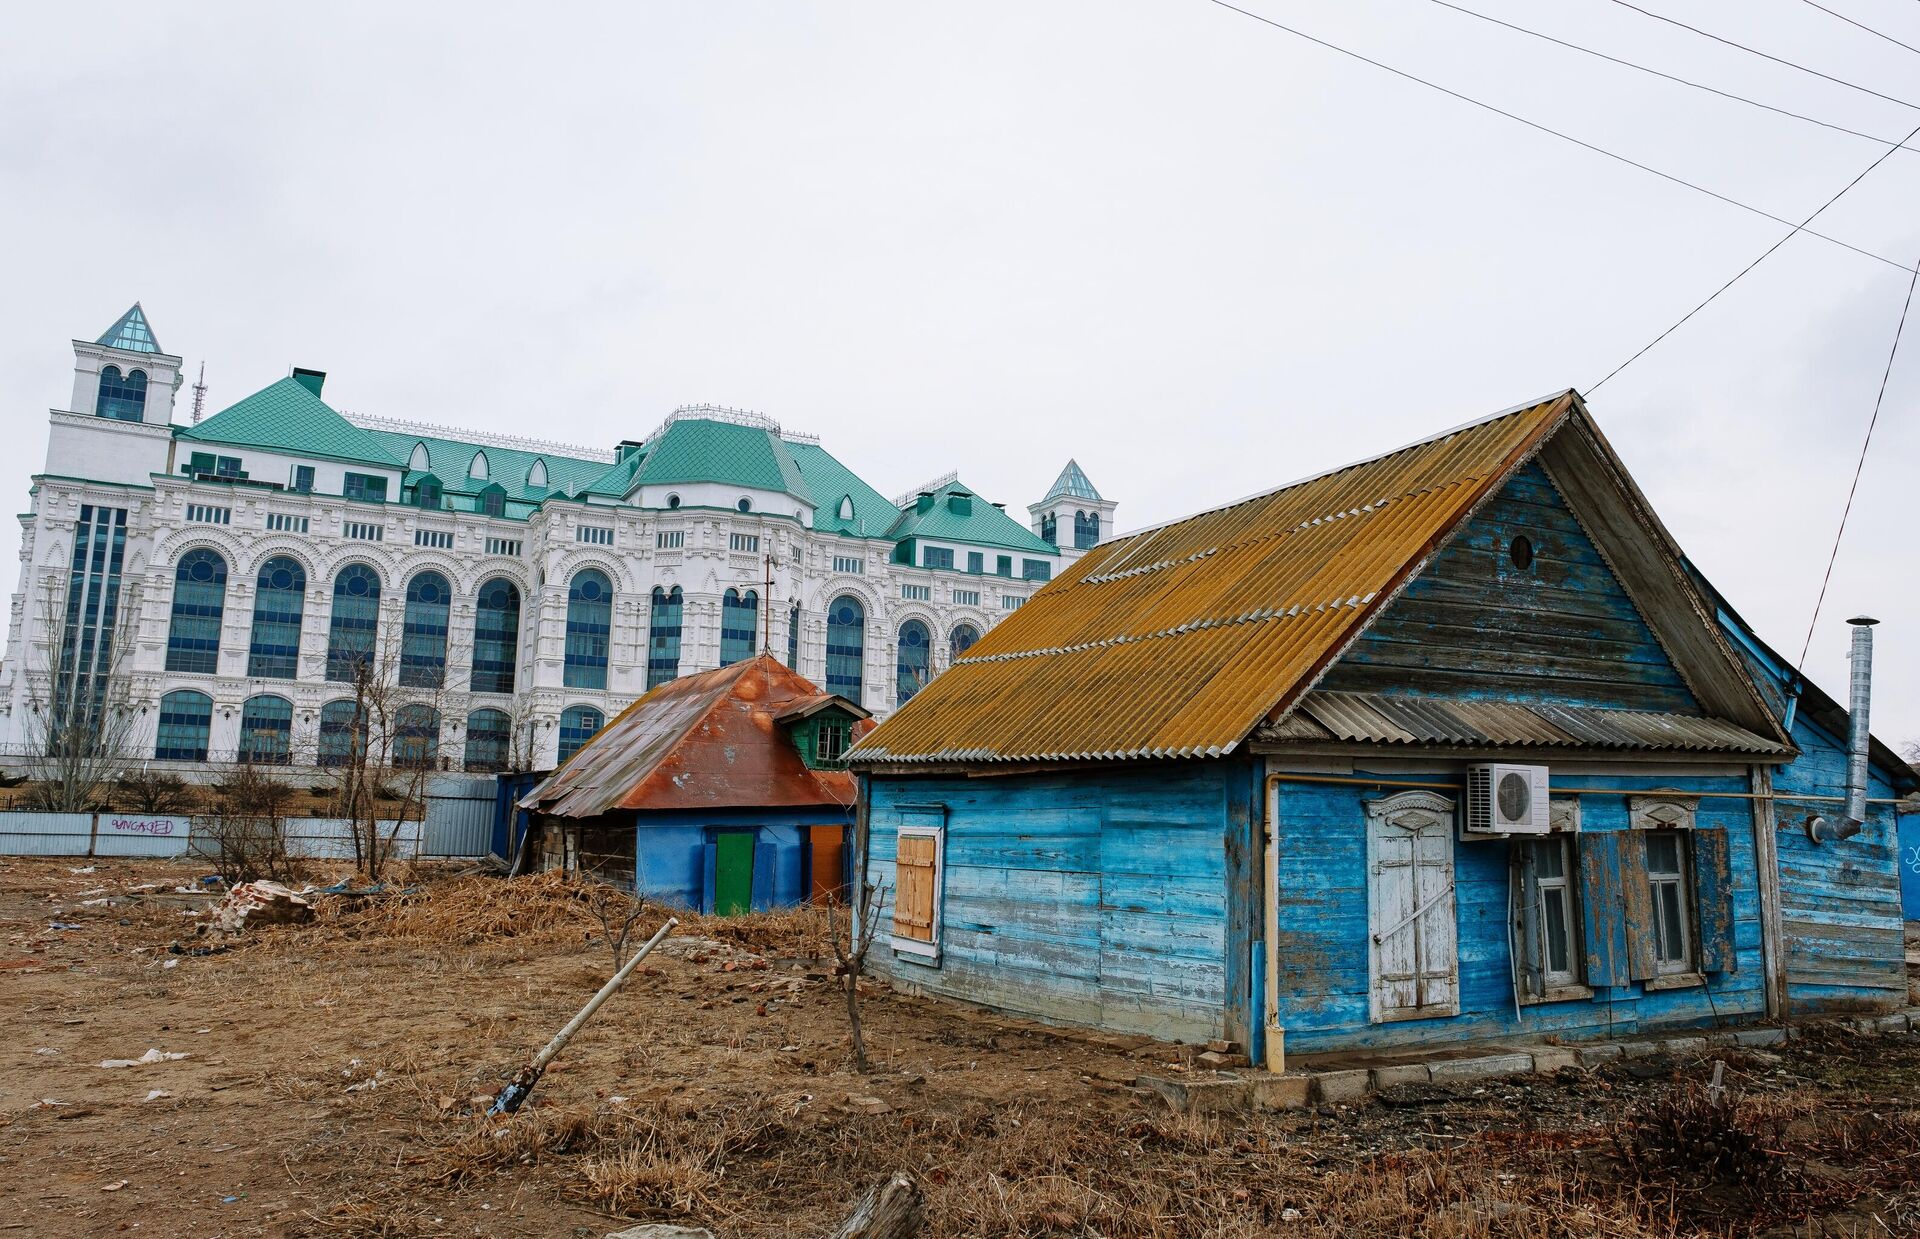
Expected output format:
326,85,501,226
1644,829,1694,976
1512,831,1587,1003
889,816,946,964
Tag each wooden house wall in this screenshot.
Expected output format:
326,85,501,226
1271,765,1766,1054
1318,462,1698,713
1770,713,1906,1014
615,807,854,911
866,762,1259,1046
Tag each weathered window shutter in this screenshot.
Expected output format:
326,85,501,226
1618,830,1661,982
893,833,938,942
1692,826,1736,973
1579,832,1630,987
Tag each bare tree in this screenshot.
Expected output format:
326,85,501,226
318,626,465,881
830,788,890,1073
201,759,298,883
16,573,145,813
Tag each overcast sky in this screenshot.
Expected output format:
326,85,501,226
3,1,1915,751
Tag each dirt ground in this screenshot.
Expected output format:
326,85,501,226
5,857,1920,1238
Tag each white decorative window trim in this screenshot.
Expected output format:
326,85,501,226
1628,795,1698,831
1548,798,1581,834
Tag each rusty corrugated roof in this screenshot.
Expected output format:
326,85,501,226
1276,691,1788,755
521,654,860,817
849,393,1577,765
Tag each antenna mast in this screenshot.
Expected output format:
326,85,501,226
190,362,208,424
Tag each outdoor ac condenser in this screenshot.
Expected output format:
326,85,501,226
1464,763,1552,835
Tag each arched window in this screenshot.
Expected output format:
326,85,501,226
826,595,865,701
1040,512,1058,546
325,564,382,682
238,694,293,765
736,497,752,513
837,494,854,521
470,578,521,694
527,458,548,490
558,704,603,764
720,588,758,665
247,557,307,679
318,700,364,768
479,484,506,518
563,568,612,689
949,623,981,662
1074,510,1100,549
647,586,683,689
409,442,431,472
393,704,440,770
666,493,681,509
787,602,801,668
896,619,931,706
164,548,228,674
469,451,490,481
96,365,148,421
400,571,451,688
464,707,512,772
154,689,212,761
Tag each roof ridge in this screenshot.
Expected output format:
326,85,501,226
346,412,613,463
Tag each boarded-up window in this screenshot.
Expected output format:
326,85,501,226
891,810,945,961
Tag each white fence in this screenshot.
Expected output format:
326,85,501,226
0,811,420,861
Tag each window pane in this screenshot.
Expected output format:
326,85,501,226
564,570,612,689
896,619,930,706
826,596,864,701
164,549,228,674
720,589,758,666
400,572,450,689
1657,884,1685,963
1542,887,1570,975
470,579,521,693
1533,838,1564,879
248,557,307,678
647,586,683,689
325,564,382,682
1646,832,1680,874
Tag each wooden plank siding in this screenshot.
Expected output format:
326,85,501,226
1769,710,1906,1014
866,762,1257,1046
1318,463,1699,714
1270,768,1765,1054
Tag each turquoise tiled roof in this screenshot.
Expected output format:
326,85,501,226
363,429,612,504
1042,459,1101,503
786,441,899,537
96,303,163,355
632,417,810,499
180,378,408,467
888,480,1057,555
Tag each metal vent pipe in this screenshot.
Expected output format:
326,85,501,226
1808,616,1877,844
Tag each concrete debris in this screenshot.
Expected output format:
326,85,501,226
210,881,314,935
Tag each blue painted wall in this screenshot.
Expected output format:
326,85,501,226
629,807,852,913
866,762,1258,1047
1319,463,1698,713
1900,814,1920,921
1270,766,1765,1055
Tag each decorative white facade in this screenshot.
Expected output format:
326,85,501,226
0,307,1114,773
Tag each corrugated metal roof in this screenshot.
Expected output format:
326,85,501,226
1284,692,1787,755
850,394,1576,765
521,655,863,817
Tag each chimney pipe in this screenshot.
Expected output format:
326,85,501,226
1807,616,1877,844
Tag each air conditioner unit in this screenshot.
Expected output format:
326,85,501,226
1464,763,1551,835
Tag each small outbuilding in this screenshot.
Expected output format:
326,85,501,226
520,654,870,913
850,390,1910,1065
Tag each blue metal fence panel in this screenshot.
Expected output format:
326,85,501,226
1900,814,1920,922
0,812,93,856
94,815,191,858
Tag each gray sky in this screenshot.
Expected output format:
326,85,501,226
3,1,1915,750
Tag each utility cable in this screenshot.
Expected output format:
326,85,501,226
1798,0,1920,59
1795,250,1918,669
1591,121,1920,391
1604,0,1920,112
1200,0,1913,272
1424,0,1920,153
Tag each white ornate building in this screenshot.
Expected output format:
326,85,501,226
0,305,1116,772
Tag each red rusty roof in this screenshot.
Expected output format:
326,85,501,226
520,654,868,818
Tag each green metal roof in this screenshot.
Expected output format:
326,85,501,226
1042,458,1101,503
363,429,612,504
96,303,163,355
180,378,407,467
786,441,899,537
632,417,809,499
888,480,1057,555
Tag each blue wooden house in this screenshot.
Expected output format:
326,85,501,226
850,391,1909,1064
520,655,869,913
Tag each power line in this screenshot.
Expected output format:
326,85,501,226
1797,0,1920,58
1424,0,1920,154
1591,121,1920,391
1796,252,1917,669
1200,0,1914,272
1604,0,1920,111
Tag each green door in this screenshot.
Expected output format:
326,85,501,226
714,832,755,916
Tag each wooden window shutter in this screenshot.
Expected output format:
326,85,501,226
1692,826,1736,973
893,833,938,943
1618,830,1661,982
1579,831,1631,987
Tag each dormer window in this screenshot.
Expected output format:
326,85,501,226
96,365,148,421
666,493,681,509
526,458,548,490
837,494,854,521
468,451,490,481
479,484,507,518
414,477,443,510
737,497,752,513
409,442,431,472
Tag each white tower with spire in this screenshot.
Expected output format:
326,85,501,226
1029,459,1117,568
46,303,183,486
